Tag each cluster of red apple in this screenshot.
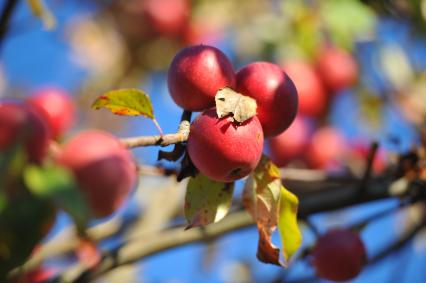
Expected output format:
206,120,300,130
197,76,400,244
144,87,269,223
167,44,298,182
269,46,360,170
0,88,137,219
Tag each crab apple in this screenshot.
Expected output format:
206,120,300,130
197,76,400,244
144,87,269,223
316,47,358,92
0,101,51,164
236,62,298,137
57,130,137,218
27,87,76,139
283,60,327,118
306,126,347,170
143,0,189,36
168,45,236,111
187,108,264,182
268,116,312,167
312,229,366,282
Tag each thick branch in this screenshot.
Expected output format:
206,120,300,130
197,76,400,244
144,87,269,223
13,171,396,281
121,111,191,148
62,211,254,282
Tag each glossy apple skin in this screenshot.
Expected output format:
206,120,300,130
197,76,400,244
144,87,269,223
306,127,347,170
0,101,50,164
316,47,358,92
57,130,137,218
312,229,366,282
168,45,236,111
268,116,312,167
187,108,264,182
283,61,327,118
143,0,189,36
27,87,75,140
236,62,298,137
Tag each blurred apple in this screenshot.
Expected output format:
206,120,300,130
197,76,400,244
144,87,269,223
283,60,327,118
143,0,190,36
316,46,358,93
0,101,51,164
306,126,347,170
27,87,75,140
268,115,313,167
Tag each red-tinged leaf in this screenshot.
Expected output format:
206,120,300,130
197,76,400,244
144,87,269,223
76,238,101,268
257,225,283,266
92,89,154,119
243,155,301,267
185,174,234,228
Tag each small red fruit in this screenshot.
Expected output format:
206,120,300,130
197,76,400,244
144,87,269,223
236,62,298,137
57,130,137,218
168,45,236,111
268,116,312,167
306,126,347,170
316,47,358,92
187,108,264,182
27,87,76,139
312,229,366,282
143,0,189,36
0,101,50,163
283,61,327,118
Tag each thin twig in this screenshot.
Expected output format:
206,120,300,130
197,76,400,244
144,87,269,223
121,112,191,148
0,0,19,50
358,142,379,197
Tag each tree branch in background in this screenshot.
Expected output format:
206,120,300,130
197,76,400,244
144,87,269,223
0,0,19,50
63,211,254,282
10,170,399,282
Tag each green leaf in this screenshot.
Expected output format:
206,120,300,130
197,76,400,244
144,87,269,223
185,174,234,228
24,165,90,232
0,192,54,276
92,89,154,119
321,0,376,50
26,0,56,30
243,155,302,267
278,185,302,262
0,140,27,188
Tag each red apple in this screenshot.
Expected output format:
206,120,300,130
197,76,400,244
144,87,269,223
57,130,137,218
283,60,327,118
187,108,264,182
27,87,76,139
236,62,298,137
312,229,366,281
168,44,236,111
268,115,312,167
316,47,358,92
0,101,51,164
143,0,189,36
306,126,347,170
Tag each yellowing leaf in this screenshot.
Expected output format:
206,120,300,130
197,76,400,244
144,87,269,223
243,155,301,267
27,0,56,30
278,185,302,263
215,87,257,123
92,89,154,119
185,174,234,228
